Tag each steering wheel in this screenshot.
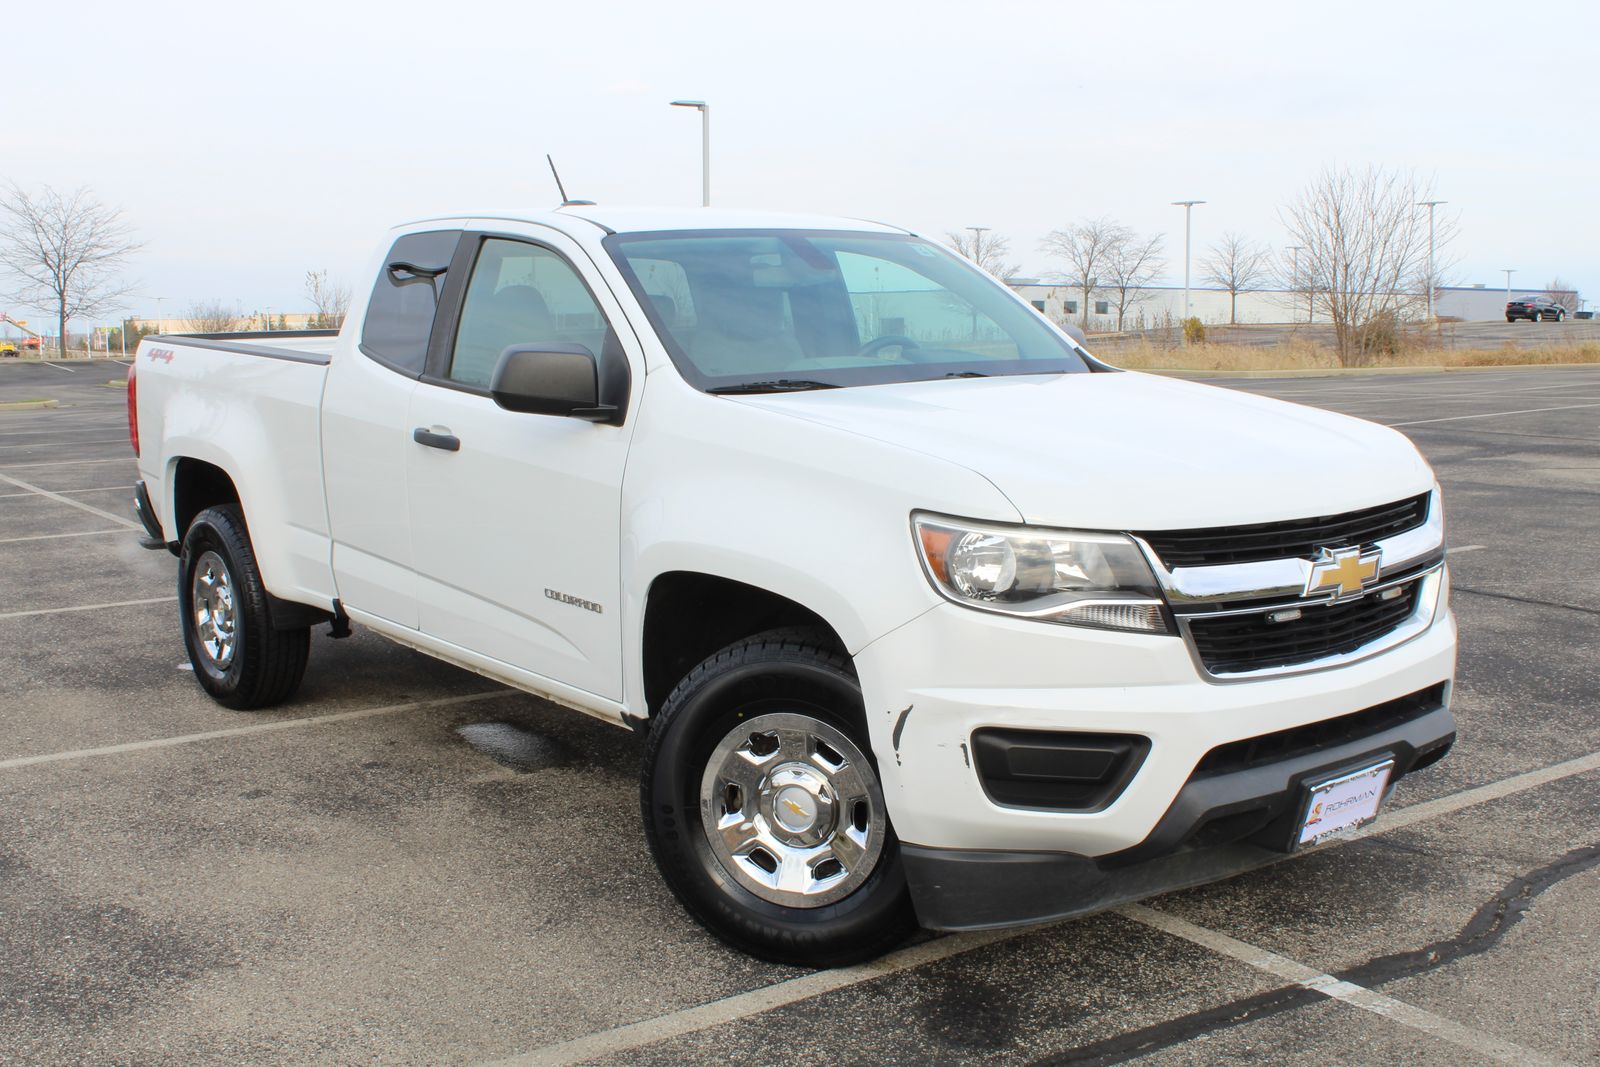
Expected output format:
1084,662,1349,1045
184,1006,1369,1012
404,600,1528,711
857,334,921,360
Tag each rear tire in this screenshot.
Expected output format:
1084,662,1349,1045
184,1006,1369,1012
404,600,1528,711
641,628,916,966
179,504,310,709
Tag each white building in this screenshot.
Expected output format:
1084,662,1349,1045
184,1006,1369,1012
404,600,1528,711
1006,281,1575,329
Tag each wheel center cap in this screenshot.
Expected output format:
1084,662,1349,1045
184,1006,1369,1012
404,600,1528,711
773,786,818,832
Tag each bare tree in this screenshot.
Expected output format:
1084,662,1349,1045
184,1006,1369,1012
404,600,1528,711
1544,277,1580,314
1101,232,1165,331
1200,233,1272,325
1041,217,1127,328
945,230,1020,281
182,300,246,333
305,269,352,329
0,184,140,357
1281,166,1456,364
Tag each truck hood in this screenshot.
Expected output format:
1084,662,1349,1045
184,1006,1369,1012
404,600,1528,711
733,372,1435,531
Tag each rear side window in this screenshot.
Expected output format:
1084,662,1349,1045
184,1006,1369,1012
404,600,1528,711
360,230,461,374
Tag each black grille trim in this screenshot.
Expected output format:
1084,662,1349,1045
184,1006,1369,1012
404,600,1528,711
1139,494,1430,569
1192,683,1447,779
1187,581,1422,674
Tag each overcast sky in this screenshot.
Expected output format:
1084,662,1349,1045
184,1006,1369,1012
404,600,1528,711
6,0,1597,326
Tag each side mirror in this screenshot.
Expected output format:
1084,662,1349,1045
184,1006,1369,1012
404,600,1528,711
490,344,618,422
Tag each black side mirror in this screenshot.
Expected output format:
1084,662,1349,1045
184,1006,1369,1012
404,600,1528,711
490,344,619,423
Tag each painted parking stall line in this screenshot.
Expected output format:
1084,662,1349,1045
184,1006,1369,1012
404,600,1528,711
0,528,129,545
1385,402,1600,427
0,690,506,771
0,596,177,621
475,749,1600,1067
1117,905,1566,1067
0,470,140,528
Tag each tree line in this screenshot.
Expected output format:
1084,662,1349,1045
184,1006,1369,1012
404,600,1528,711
953,165,1582,365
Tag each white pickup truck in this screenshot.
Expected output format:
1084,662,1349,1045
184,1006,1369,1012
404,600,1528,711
130,207,1457,966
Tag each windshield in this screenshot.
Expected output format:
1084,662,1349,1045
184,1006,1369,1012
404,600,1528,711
603,229,1089,391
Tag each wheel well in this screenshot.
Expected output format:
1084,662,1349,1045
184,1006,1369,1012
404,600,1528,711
641,572,848,717
171,459,240,544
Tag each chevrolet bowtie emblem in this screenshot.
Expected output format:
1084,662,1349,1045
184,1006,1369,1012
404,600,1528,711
1305,545,1382,599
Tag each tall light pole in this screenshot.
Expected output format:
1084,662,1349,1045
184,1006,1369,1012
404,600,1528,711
1286,245,1304,323
1172,200,1205,333
1418,200,1446,320
1502,268,1516,304
964,225,990,264
670,100,711,206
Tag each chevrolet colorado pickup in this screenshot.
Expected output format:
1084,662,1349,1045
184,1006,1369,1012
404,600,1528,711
130,207,1457,966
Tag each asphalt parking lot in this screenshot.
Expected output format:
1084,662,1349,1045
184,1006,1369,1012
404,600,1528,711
1,358,1596,1066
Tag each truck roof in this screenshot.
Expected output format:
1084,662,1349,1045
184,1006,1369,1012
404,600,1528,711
396,205,911,237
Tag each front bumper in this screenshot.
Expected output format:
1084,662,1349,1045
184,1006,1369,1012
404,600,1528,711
853,576,1457,929
902,694,1452,930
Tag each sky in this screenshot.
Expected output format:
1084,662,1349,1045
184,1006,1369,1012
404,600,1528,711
4,0,1597,328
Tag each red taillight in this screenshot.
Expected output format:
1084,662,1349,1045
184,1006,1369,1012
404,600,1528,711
127,362,139,456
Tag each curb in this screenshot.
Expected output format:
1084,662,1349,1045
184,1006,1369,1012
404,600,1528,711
1137,363,1600,380
0,398,59,411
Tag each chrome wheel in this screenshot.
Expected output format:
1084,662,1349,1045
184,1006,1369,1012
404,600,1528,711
190,549,238,670
700,712,887,908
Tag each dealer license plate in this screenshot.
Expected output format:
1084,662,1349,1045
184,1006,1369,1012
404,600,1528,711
1296,759,1394,848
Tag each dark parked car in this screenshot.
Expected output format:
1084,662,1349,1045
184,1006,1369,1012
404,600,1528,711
1506,296,1566,322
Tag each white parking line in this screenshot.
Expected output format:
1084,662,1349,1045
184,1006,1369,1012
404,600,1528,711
0,528,128,545
1449,544,1486,555
1385,402,1600,428
0,438,128,450
0,471,140,529
0,690,505,771
480,927,1023,1067
477,749,1600,1067
38,361,76,373
0,596,176,621
0,457,132,469
0,483,132,499
1118,905,1566,1067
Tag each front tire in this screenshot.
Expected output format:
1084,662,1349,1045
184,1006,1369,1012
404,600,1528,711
641,629,916,966
179,504,310,709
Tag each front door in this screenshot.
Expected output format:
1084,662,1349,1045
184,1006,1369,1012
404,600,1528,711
404,230,640,702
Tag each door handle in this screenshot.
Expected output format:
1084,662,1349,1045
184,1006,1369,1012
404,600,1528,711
412,427,461,452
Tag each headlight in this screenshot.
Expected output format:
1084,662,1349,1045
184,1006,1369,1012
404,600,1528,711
912,513,1172,634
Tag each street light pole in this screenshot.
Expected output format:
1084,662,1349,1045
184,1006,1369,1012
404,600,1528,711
965,225,990,264
1172,200,1205,335
1287,245,1304,323
1503,269,1515,304
1417,200,1446,320
670,100,711,206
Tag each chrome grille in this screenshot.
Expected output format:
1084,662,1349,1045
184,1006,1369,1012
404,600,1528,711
1139,494,1430,569
1186,580,1422,674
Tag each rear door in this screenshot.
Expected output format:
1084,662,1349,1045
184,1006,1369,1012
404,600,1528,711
404,228,642,700
322,228,463,628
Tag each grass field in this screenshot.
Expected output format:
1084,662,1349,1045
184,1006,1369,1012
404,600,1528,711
1102,339,1600,372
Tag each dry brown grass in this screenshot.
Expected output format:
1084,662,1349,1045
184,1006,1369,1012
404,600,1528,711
1102,340,1600,372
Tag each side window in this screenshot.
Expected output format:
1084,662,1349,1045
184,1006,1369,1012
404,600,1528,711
360,230,460,375
449,238,610,388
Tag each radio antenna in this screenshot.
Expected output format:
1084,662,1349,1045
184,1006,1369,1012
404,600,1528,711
547,155,595,207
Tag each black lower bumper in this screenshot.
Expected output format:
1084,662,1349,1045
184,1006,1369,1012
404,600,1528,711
903,699,1455,931
132,480,168,550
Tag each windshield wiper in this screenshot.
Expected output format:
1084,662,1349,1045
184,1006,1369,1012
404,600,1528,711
942,371,989,378
707,379,841,395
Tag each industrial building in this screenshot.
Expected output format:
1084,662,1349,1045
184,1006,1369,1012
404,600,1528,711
1005,281,1582,330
